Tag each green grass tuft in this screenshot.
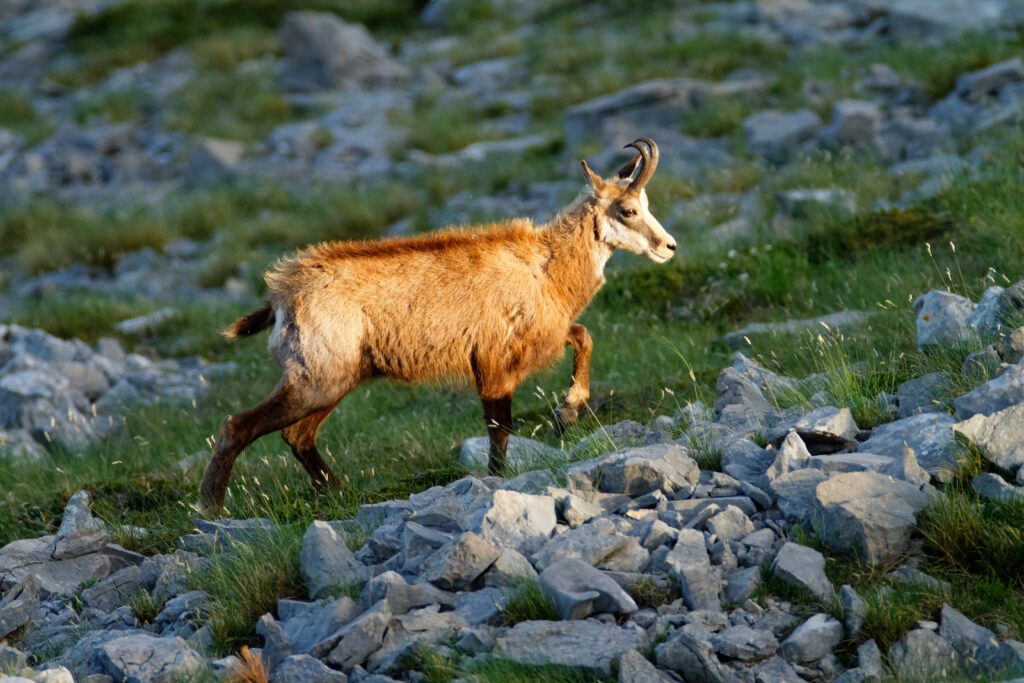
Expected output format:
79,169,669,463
499,578,559,625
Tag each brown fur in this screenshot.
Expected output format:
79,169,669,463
200,150,675,509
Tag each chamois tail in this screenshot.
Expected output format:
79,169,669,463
223,303,275,340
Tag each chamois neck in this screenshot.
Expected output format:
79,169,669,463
541,200,610,317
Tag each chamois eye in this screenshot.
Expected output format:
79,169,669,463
621,208,637,218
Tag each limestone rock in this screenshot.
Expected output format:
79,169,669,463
496,620,643,674
540,557,637,619
475,490,556,556
97,634,203,683
915,290,976,349
858,413,958,481
888,628,958,680
772,542,832,602
567,443,699,497
420,532,499,591
778,613,843,663
665,529,720,611
301,521,368,599
954,365,1024,419
954,403,1024,470
769,407,858,454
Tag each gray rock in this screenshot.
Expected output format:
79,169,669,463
301,521,368,599
400,521,452,573
496,619,643,674
940,604,997,657
714,367,779,434
0,643,27,671
881,446,931,488
770,468,828,520
361,572,455,617
567,443,699,497
665,529,720,611
706,506,755,543
655,628,729,682
81,565,144,613
532,518,647,572
0,576,39,639
769,407,858,454
752,655,802,682
778,613,843,663
484,548,538,587
820,99,882,147
967,286,1006,336
367,605,467,674
459,435,567,472
272,654,347,683
710,625,779,661
972,473,1024,503
814,471,934,565
97,634,203,683
858,413,959,481
474,490,556,556
572,420,649,455
766,431,811,482
56,491,106,539
315,600,391,672
722,439,774,489
888,628,957,680
808,453,894,475
976,638,1024,676
955,403,1024,470
897,372,951,417
278,11,406,91
743,109,822,163
420,532,499,590
454,587,506,627
915,290,976,349
561,494,603,528
0,534,112,597
957,57,1024,102
617,648,674,682
776,188,857,218
772,542,832,602
724,566,761,604
954,364,1024,419
839,585,867,638
539,558,637,620
724,313,873,351
857,639,883,679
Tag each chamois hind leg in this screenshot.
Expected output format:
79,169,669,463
557,323,593,429
281,403,343,492
482,395,513,476
200,380,333,511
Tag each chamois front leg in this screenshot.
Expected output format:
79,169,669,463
482,395,513,476
557,323,592,429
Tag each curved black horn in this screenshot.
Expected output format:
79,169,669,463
624,137,659,191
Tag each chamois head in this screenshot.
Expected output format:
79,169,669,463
580,137,677,263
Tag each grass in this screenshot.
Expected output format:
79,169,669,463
190,523,306,654
165,67,292,142
0,90,53,145
499,578,559,625
129,589,166,625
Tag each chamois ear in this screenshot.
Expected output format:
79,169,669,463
616,154,642,180
580,160,605,191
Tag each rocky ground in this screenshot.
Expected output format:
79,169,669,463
3,0,1024,681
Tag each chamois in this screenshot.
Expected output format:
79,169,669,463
200,137,676,509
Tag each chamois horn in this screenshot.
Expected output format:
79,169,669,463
623,137,659,191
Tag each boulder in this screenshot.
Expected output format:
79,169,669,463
940,604,997,657
361,572,454,617
618,648,675,682
956,57,1024,102
368,605,467,674
710,625,779,661
0,534,112,597
484,548,538,587
0,576,39,639
820,99,882,147
278,11,406,91
721,439,774,489
532,518,647,571
313,600,391,672
496,620,643,674
769,407,858,454
300,521,368,599
953,364,1024,419
743,109,822,163
714,367,779,433
771,542,832,602
954,403,1024,470
724,566,761,604
915,290,976,349
771,468,828,520
814,471,934,564
539,558,637,620
97,634,203,683
775,188,857,218
706,506,755,543
564,79,706,147
474,490,556,556
273,654,347,683
665,529,720,611
858,413,958,481
81,565,145,613
655,628,729,682
896,371,951,417
972,473,1024,503
567,443,699,497
420,532,500,591
888,628,958,679
778,613,843,663
840,585,867,638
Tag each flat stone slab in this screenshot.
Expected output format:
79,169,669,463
496,620,643,674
